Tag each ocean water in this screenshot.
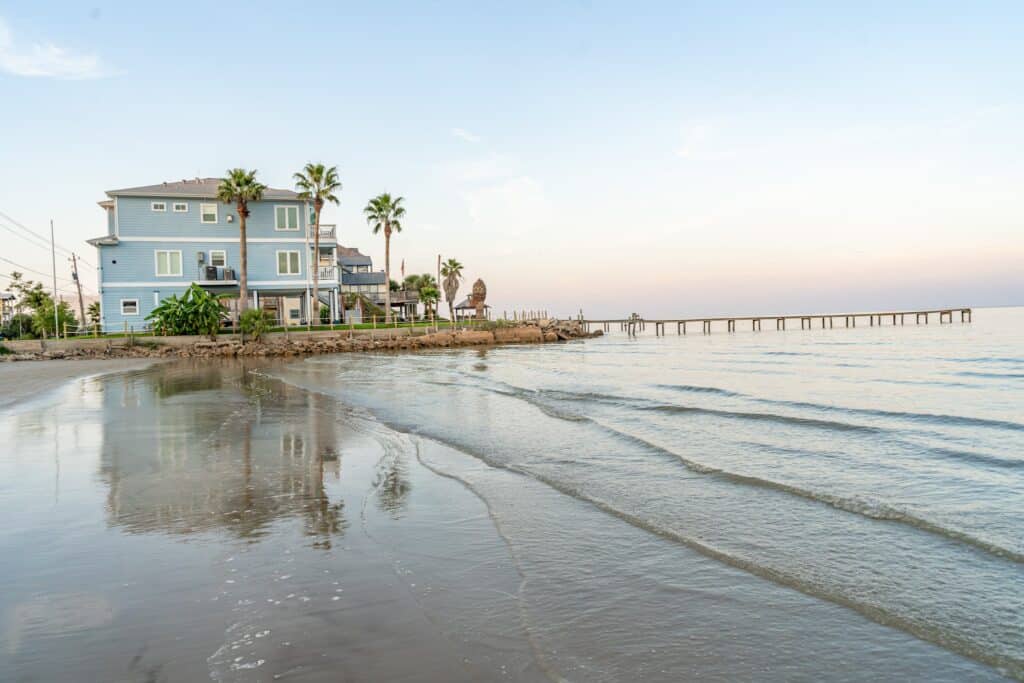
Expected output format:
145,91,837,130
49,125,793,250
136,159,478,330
1,306,1021,681
269,306,1024,680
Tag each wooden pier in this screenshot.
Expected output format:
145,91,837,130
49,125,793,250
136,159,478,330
581,308,972,336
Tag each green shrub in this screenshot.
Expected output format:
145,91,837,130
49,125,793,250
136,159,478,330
319,304,330,324
240,308,274,342
32,299,78,338
146,283,228,337
0,343,11,355
0,313,36,339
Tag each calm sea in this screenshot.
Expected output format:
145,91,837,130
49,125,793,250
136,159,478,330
271,305,1024,680
1,306,1021,681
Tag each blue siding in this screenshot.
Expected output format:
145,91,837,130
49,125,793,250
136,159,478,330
96,193,345,329
99,241,323,284
101,285,190,330
115,197,308,239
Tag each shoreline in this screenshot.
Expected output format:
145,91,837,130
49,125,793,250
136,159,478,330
0,320,600,362
0,357,163,411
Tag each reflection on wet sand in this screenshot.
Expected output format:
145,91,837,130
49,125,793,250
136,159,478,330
98,362,353,547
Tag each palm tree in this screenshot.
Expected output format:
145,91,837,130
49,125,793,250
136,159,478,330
440,258,464,323
294,164,342,322
363,194,405,323
218,169,266,313
419,284,440,321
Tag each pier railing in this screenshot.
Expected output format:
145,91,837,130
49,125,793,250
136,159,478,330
580,308,973,336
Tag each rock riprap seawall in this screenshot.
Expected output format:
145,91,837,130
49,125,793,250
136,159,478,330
1,319,600,361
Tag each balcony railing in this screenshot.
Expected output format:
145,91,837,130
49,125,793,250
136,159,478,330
318,265,337,281
198,266,237,283
312,224,336,241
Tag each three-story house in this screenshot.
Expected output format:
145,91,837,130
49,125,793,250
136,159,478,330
88,178,341,329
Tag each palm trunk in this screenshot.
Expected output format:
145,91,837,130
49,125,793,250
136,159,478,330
312,203,321,324
383,227,392,323
238,203,248,313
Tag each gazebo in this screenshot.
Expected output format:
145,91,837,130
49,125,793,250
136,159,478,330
453,296,491,321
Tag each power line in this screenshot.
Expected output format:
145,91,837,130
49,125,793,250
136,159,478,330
0,255,79,285
0,210,95,268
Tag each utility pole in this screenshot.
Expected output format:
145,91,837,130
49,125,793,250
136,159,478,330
70,253,86,333
50,219,59,337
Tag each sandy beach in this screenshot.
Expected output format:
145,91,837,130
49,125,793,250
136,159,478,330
0,358,162,410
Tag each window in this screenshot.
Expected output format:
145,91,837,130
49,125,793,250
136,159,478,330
173,202,188,213
200,203,218,224
121,299,139,315
289,308,300,320
155,250,183,277
277,250,301,275
275,205,299,231
151,201,166,212
209,250,226,267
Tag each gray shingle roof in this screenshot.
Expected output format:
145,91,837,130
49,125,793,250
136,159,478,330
339,254,373,267
106,177,300,200
454,297,490,309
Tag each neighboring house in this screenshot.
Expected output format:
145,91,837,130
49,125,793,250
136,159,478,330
87,178,340,329
1,292,15,325
337,248,418,321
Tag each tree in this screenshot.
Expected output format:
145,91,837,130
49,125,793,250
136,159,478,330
402,273,437,319
9,271,48,313
419,284,439,320
440,258,464,322
363,194,405,323
8,271,63,338
87,301,101,325
294,164,342,323
217,169,266,313
33,299,77,338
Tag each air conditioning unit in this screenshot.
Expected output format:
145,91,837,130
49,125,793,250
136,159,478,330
224,267,236,281
205,265,218,281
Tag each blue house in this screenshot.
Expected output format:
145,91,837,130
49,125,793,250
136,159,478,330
88,178,341,329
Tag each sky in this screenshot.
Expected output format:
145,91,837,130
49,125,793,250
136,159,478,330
1,1,1021,318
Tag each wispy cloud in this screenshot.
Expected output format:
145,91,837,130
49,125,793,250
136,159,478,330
451,127,482,144
0,17,107,80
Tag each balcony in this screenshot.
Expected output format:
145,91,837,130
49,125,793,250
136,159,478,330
198,266,237,284
317,265,337,282
312,224,336,242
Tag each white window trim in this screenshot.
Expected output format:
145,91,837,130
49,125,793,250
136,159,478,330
274,205,300,231
276,250,301,276
154,249,183,277
209,250,227,267
172,202,188,212
200,203,218,224
151,201,167,212
120,299,140,316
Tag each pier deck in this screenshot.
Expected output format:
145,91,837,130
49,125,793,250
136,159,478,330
582,308,972,335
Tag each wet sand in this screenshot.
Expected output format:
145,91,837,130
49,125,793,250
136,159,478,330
0,358,161,410
0,360,545,681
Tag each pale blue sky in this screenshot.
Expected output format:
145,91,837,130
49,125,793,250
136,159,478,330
1,2,1021,316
